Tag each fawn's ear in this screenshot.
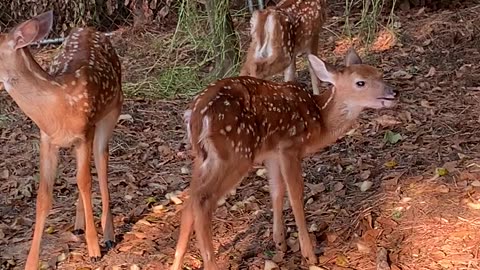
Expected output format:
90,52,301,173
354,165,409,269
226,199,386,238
308,54,336,84
344,47,362,66
10,10,53,50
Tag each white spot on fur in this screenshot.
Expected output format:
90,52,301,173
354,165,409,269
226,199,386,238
255,13,276,59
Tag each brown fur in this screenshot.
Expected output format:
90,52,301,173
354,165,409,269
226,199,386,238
172,49,397,270
240,0,327,94
0,11,123,269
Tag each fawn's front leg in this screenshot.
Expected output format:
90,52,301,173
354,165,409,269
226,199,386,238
278,149,317,265
75,134,101,261
25,132,59,270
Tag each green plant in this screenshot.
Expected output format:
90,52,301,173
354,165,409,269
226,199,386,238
343,0,399,47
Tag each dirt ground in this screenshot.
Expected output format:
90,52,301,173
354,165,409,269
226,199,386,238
2,1,480,270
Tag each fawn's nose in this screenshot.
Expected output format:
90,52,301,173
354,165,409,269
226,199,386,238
385,84,397,98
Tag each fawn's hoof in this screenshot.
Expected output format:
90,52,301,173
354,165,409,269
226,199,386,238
105,240,115,250
72,229,85,235
90,256,101,263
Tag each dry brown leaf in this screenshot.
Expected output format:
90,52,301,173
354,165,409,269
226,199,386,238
326,232,338,243
420,100,433,108
118,114,134,122
359,170,371,180
0,169,9,179
119,245,134,252
356,240,372,254
309,266,327,270
272,251,284,263
391,70,413,79
374,115,401,127
425,66,436,77
264,260,280,270
287,237,300,252
256,168,267,178
306,182,326,195
333,182,344,192
361,181,374,192
335,254,349,267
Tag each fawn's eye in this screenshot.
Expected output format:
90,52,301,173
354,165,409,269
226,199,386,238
356,81,365,87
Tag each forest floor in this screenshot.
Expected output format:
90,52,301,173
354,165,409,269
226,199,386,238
2,1,480,270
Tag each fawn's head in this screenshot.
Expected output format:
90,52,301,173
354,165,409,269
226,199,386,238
0,11,53,82
240,9,294,79
308,49,396,110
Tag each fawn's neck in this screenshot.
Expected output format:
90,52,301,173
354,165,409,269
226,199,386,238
307,88,363,153
3,48,63,133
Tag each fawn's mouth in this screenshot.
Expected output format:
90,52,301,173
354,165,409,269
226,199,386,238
376,96,396,108
377,97,395,101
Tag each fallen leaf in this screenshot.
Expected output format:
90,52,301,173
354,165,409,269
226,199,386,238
134,232,147,239
180,167,189,174
118,114,133,122
471,180,480,187
45,226,55,234
130,264,141,270
420,100,433,108
57,253,67,262
287,237,300,252
158,6,170,18
306,182,326,195
271,251,284,263
326,232,338,243
391,70,413,79
152,204,165,213
384,131,402,144
360,181,373,192
308,223,319,232
119,245,134,252
359,170,371,180
333,182,344,191
217,197,226,206
425,66,436,77
264,260,279,270
335,254,349,267
467,202,480,210
436,185,449,193
374,115,401,127
0,169,9,179
145,197,157,204
309,266,327,270
436,168,448,176
385,160,397,168
356,240,372,254
392,209,402,220
256,168,267,178
165,192,183,205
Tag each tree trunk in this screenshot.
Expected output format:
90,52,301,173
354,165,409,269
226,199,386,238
205,0,239,78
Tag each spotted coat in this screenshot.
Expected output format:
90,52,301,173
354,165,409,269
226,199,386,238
186,76,323,162
49,27,123,123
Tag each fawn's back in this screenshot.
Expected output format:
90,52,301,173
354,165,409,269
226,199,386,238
186,77,323,164
49,27,122,122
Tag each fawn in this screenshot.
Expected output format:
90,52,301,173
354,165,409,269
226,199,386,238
240,0,327,95
0,11,123,269
171,48,396,269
